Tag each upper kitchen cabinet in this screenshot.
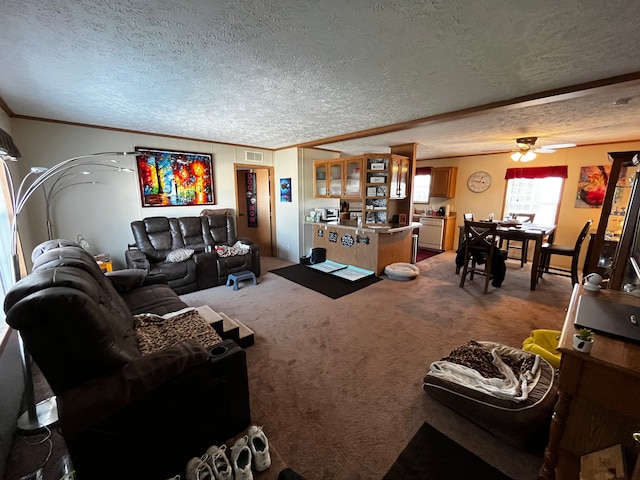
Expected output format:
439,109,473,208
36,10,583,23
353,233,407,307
313,157,362,198
430,167,457,198
343,156,363,198
389,156,410,199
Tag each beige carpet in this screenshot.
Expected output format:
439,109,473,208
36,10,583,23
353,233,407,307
181,252,573,480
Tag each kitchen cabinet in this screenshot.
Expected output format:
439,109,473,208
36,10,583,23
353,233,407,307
583,151,639,286
313,157,362,198
430,166,457,198
390,156,410,199
363,154,409,225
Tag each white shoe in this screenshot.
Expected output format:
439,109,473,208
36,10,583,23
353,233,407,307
230,436,253,480
205,444,233,480
186,455,214,480
248,425,271,472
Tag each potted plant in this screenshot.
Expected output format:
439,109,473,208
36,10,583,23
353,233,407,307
572,328,594,353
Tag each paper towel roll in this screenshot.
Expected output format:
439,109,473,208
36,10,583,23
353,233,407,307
444,204,450,216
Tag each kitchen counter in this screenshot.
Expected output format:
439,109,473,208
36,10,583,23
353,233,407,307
308,220,420,233
306,221,419,275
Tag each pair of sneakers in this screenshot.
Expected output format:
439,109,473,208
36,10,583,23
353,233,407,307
232,425,272,478
184,426,271,480
184,444,232,480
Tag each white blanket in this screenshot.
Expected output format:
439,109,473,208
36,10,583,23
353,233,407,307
429,348,540,403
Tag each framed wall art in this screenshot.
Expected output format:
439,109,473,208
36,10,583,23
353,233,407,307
575,165,609,208
135,147,215,207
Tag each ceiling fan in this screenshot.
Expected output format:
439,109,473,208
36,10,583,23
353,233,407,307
510,137,576,162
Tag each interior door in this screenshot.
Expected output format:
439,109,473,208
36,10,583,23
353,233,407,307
235,166,275,256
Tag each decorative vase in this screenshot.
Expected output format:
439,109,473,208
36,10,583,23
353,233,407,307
572,334,593,353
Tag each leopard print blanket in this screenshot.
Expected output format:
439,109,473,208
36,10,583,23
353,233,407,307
134,308,222,355
215,241,250,258
440,340,535,379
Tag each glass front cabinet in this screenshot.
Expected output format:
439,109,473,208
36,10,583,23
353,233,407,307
584,151,640,287
313,157,362,198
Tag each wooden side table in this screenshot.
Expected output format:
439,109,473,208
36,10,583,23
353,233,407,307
539,285,640,479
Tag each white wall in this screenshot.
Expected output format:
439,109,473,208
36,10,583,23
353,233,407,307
273,147,300,262
11,119,273,269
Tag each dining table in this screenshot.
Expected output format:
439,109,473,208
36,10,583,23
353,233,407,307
458,222,557,290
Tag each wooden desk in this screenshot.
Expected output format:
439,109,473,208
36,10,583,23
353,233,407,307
458,224,556,290
539,285,640,479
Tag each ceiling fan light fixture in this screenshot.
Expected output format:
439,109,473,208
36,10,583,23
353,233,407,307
511,151,537,162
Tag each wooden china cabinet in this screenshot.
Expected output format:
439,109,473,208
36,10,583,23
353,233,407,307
583,151,640,287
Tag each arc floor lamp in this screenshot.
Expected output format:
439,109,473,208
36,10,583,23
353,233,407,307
0,127,137,431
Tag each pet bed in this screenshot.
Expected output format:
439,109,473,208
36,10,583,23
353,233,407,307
423,340,557,450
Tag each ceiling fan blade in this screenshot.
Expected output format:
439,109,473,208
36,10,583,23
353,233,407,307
541,143,576,150
534,147,556,154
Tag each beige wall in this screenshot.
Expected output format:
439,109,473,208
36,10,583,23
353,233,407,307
11,119,274,269
418,141,640,271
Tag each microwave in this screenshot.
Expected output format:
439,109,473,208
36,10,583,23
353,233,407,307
315,208,339,221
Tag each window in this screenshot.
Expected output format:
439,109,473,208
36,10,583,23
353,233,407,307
0,165,13,328
413,167,431,202
503,166,568,226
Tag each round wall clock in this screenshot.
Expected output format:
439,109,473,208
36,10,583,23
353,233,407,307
467,171,492,193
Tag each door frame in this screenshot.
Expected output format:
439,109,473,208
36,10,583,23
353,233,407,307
234,164,276,256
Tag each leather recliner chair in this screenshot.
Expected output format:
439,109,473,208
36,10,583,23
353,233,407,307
125,214,260,294
4,240,251,479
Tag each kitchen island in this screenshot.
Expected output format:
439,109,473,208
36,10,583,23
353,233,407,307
306,221,420,276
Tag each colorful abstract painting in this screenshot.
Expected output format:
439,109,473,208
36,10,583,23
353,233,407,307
135,148,215,207
575,165,610,208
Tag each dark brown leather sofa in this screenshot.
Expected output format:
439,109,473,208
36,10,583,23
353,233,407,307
125,214,260,294
4,240,251,479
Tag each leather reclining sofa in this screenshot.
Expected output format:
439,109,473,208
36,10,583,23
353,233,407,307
3,240,251,479
125,213,261,294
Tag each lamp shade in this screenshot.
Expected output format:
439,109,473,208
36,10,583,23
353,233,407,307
0,128,22,158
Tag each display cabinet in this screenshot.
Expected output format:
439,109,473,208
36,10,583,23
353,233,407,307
389,156,409,199
363,154,409,225
584,152,640,286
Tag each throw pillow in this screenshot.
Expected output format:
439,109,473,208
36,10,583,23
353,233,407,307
166,248,194,263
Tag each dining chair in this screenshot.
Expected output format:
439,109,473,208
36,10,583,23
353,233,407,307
499,213,536,267
459,220,499,293
537,219,593,285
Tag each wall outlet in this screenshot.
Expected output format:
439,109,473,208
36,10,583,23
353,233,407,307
285,243,290,251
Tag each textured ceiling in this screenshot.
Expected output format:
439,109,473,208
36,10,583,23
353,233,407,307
1,0,640,159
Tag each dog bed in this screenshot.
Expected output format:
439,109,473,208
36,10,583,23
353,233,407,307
423,340,557,450
384,262,420,281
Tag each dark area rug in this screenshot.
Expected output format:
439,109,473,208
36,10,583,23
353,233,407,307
269,264,382,299
416,248,441,262
382,422,513,480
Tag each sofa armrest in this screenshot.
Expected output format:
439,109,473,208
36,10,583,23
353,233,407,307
237,236,254,245
59,340,209,437
125,248,150,271
194,252,219,289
